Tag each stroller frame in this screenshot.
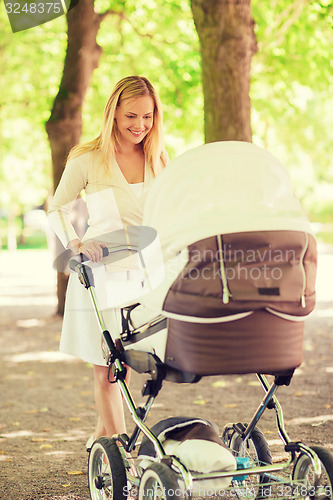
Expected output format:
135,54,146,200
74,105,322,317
70,247,332,499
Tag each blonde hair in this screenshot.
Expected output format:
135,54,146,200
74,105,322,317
68,76,168,175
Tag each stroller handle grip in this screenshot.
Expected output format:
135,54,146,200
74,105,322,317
68,246,109,273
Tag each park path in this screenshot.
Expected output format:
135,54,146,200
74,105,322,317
0,248,332,499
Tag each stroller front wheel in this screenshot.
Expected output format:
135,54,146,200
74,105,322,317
88,436,127,499
138,462,185,500
228,425,272,499
292,445,333,499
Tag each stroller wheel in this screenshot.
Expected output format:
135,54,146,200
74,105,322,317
292,445,333,499
88,436,127,499
138,462,185,499
228,425,272,499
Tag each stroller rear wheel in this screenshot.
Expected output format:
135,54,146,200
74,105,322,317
138,462,185,499
228,425,272,499
292,445,333,499
88,436,127,499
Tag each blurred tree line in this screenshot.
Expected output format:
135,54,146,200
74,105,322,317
0,0,332,248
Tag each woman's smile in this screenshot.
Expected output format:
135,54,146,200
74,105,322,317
115,95,154,147
129,129,145,137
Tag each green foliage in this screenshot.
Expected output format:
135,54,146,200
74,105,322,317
0,0,332,240
250,0,333,213
84,0,203,158
0,8,66,215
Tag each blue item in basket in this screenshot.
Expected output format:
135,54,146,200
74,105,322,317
233,457,251,481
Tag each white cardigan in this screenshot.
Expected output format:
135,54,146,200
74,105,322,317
48,149,155,249
48,150,157,365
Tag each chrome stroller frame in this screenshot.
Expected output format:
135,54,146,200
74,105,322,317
69,246,333,500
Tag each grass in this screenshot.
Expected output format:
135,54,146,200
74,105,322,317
1,220,333,251
317,231,333,247
0,229,48,250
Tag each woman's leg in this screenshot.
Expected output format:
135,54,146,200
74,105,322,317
92,364,130,439
93,414,106,439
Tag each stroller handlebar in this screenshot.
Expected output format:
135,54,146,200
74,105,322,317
68,246,109,273
68,243,142,290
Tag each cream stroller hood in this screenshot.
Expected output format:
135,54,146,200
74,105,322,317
140,141,314,313
143,141,313,253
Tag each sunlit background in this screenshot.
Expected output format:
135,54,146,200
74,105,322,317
1,0,332,254
0,5,332,498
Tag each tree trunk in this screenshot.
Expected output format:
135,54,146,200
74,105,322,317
190,0,257,142
7,208,17,251
46,0,103,315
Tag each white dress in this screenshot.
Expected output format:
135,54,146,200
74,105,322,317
48,150,155,366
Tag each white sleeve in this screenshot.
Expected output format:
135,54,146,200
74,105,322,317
48,155,88,248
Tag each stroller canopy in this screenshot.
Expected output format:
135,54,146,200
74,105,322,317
130,142,317,375
143,141,313,256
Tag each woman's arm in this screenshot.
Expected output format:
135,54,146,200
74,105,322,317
48,154,107,262
48,156,88,249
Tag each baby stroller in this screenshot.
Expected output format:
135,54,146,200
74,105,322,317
69,142,332,499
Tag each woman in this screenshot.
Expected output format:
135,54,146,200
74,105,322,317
48,76,168,449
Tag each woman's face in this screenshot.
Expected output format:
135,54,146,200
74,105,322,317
114,95,154,147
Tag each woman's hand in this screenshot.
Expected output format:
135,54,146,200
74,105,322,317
67,239,107,263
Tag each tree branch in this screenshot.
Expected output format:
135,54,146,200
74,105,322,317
97,9,153,39
261,0,312,49
97,8,122,23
